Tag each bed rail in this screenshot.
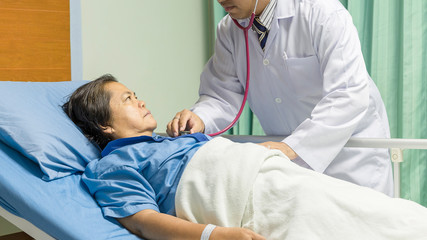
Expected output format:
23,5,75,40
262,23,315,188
0,206,54,240
347,138,427,198
222,135,427,198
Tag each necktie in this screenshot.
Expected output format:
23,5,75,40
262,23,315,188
253,17,268,50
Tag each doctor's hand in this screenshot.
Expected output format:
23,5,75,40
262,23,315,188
166,109,205,137
258,141,298,160
210,226,266,240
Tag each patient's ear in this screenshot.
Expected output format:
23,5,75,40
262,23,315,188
101,125,114,135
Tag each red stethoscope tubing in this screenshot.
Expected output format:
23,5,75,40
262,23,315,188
208,13,255,137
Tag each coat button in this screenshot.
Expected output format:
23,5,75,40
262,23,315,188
263,59,269,65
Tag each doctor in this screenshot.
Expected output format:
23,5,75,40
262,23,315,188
167,0,393,196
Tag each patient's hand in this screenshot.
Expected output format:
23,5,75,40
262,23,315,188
167,109,205,137
211,227,266,240
118,209,265,240
258,141,298,160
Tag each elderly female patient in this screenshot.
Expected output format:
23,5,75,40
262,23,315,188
64,74,427,240
63,74,262,240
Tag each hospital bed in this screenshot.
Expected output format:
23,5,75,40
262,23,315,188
0,81,426,239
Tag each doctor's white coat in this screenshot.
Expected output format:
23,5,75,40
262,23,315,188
192,0,393,195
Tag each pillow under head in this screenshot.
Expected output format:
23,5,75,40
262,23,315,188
0,81,101,180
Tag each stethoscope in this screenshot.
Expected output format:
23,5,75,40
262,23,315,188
208,0,259,137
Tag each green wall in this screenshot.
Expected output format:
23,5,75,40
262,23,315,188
81,0,209,133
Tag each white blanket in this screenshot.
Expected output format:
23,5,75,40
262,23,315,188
175,137,427,239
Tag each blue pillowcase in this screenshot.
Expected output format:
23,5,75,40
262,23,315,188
0,81,101,180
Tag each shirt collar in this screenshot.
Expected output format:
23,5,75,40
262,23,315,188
256,0,278,30
101,133,210,157
101,134,158,157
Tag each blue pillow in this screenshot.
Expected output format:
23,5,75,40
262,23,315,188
0,81,101,180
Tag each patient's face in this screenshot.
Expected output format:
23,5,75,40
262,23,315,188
104,82,157,139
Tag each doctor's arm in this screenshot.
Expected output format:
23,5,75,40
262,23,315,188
118,209,265,240
283,9,370,172
188,18,247,135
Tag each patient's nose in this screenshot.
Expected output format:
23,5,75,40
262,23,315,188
139,100,145,108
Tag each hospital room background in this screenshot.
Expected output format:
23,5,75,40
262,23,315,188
0,0,425,237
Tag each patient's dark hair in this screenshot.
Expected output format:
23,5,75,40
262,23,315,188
63,74,117,149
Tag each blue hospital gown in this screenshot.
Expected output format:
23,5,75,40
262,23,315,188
82,133,210,218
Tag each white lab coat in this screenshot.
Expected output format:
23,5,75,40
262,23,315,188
192,0,393,196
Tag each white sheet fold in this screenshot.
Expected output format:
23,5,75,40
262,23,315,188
175,137,427,239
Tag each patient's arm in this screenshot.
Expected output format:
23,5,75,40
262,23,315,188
118,209,265,240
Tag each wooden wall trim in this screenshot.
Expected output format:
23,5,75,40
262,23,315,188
0,0,71,82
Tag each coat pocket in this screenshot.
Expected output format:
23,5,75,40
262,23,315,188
284,55,323,100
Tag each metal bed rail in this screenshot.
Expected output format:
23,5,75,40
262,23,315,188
0,206,54,240
222,135,427,198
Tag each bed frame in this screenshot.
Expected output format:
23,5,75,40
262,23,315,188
0,207,53,240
